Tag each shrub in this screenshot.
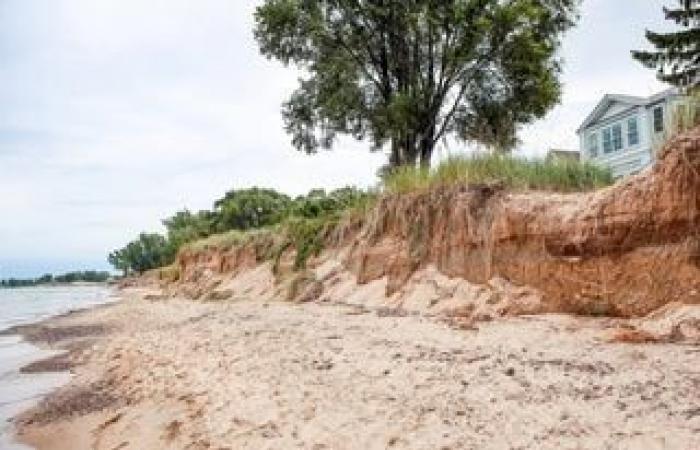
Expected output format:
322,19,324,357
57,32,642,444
283,216,337,270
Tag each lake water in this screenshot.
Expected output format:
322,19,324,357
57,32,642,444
0,285,115,449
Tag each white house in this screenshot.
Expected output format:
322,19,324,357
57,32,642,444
577,88,683,178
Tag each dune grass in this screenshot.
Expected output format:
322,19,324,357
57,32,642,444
383,153,614,194
183,229,271,252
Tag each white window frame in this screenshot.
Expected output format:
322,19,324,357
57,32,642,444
627,117,639,147
612,124,623,151
602,128,613,153
587,132,599,158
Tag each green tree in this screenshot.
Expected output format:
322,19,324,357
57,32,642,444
214,188,292,231
108,233,173,275
163,209,217,251
291,187,370,218
632,0,699,89
255,0,579,166
108,249,129,277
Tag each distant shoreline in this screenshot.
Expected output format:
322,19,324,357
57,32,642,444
1,271,114,289
0,281,112,290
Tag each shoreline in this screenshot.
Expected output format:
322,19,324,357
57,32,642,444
9,287,700,449
0,290,119,450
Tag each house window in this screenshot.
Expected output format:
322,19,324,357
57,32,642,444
612,124,623,151
653,106,664,133
587,133,599,158
627,117,639,146
603,128,613,153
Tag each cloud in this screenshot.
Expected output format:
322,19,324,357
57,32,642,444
0,0,673,276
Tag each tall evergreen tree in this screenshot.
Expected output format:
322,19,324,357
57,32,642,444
632,0,699,89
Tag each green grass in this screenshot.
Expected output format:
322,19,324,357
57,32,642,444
182,228,272,252
383,153,614,194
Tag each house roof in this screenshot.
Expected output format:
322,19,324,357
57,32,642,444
577,88,679,134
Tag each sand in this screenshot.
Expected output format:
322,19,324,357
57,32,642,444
12,288,700,450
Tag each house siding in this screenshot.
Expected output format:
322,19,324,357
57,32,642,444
581,106,650,178
578,90,682,178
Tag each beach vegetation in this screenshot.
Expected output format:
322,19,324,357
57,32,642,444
109,186,375,274
383,153,614,194
213,187,292,232
109,153,616,276
163,209,219,253
109,152,617,276
108,233,174,276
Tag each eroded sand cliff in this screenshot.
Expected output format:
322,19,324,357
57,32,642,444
170,127,700,326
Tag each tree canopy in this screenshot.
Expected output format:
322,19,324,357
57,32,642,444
108,233,173,276
214,188,292,231
163,209,218,251
254,0,579,166
632,0,699,89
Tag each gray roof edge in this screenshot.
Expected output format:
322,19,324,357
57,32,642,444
577,87,680,133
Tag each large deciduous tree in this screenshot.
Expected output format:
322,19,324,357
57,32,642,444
632,0,699,89
255,0,579,167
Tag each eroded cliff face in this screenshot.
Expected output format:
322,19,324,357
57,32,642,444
350,127,700,317
170,127,700,319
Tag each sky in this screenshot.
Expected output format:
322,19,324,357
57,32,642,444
0,0,671,278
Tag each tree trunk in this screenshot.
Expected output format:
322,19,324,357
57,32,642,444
419,141,433,169
418,121,436,169
404,133,420,167
389,131,434,168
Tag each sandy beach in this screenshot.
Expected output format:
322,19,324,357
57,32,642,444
7,288,698,450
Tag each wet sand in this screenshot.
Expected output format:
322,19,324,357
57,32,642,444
13,288,700,449
0,289,115,450
0,337,70,450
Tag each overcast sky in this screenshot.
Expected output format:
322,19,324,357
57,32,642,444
0,0,670,277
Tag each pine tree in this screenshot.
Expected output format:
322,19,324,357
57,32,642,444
632,0,700,89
